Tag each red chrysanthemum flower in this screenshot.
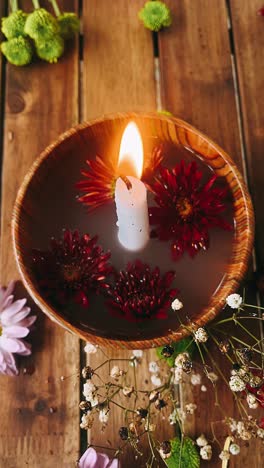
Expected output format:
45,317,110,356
106,260,178,322
32,229,112,308
76,147,163,211
149,160,232,261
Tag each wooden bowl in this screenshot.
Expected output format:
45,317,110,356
12,113,254,349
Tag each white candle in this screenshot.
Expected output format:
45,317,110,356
114,122,149,251
115,176,149,251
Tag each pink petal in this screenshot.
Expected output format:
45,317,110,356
1,306,31,325
2,299,27,318
17,316,36,328
0,336,31,355
79,448,98,468
4,326,30,338
0,348,18,375
0,281,15,310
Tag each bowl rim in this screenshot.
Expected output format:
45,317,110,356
12,111,255,349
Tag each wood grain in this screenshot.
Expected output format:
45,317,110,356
230,0,264,262
158,0,242,168
0,1,80,467
81,2,175,465
158,2,258,467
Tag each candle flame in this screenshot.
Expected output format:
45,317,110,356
118,122,144,179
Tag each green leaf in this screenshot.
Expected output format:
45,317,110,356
156,337,195,367
165,437,200,468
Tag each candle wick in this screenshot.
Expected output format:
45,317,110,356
120,175,132,190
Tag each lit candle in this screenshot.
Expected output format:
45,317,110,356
115,122,149,251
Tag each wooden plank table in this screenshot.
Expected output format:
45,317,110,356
0,1,263,466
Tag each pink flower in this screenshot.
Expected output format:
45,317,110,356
78,447,119,468
0,282,36,376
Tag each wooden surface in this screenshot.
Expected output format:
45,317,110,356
0,0,263,467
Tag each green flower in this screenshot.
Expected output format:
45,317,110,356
24,8,59,41
35,34,64,63
138,1,172,32
165,438,200,468
58,13,80,39
1,10,28,39
1,36,33,66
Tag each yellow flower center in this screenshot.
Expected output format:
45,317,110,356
176,197,193,220
61,264,81,283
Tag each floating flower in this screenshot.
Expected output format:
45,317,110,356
76,148,163,211
229,375,246,392
229,443,240,455
0,282,36,376
32,229,112,308
196,434,208,447
200,444,212,461
194,327,208,343
106,260,178,322
226,293,242,309
78,447,119,468
138,1,172,32
171,298,183,311
149,160,231,261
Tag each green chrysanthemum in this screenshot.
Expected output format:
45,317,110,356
1,10,28,39
138,1,172,32
165,437,200,468
58,13,80,39
35,34,64,63
1,36,33,66
24,8,59,41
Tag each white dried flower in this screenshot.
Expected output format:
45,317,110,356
194,327,208,343
99,407,109,424
174,352,190,369
122,386,134,397
90,395,99,407
228,418,237,433
132,349,143,358
229,443,240,455
171,366,183,384
196,434,208,447
226,293,242,309
83,381,96,399
219,450,230,461
185,403,197,414
177,408,186,421
169,408,178,425
191,373,201,386
110,365,122,379
84,342,97,354
171,298,183,311
229,375,246,392
246,393,259,409
80,413,94,430
201,385,207,392
149,361,159,373
207,372,218,383
200,444,212,461
145,422,156,432
151,374,162,387
237,422,251,440
257,428,264,439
